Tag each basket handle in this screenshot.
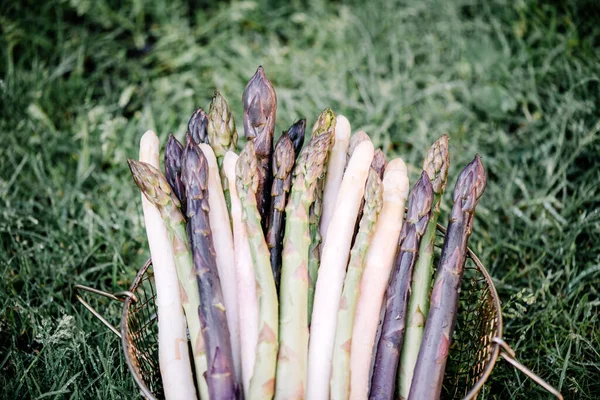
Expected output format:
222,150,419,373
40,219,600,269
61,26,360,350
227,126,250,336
74,284,137,338
493,337,563,399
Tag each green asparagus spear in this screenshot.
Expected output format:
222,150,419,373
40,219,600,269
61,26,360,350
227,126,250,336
242,66,277,230
127,159,209,400
330,168,383,400
266,133,295,290
408,155,486,400
181,139,239,399
307,108,336,323
398,135,449,398
275,114,335,400
165,134,186,215
236,142,279,400
188,107,209,144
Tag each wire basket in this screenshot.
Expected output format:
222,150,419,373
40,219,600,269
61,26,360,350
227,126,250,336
74,224,563,399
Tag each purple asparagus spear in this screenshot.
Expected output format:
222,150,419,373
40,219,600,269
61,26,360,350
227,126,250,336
285,119,306,157
188,107,209,145
407,155,486,400
369,171,434,400
164,134,186,214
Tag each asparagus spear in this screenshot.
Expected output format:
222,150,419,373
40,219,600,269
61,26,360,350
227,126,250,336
181,140,238,399
349,159,409,400
345,131,370,168
165,134,186,214
408,155,486,400
398,135,449,398
207,91,238,163
369,172,434,400
188,107,209,144
224,151,258,398
285,119,306,157
307,139,374,400
127,157,209,400
275,125,335,400
319,115,351,254
236,142,279,400
198,142,241,383
266,133,295,289
330,169,383,400
136,131,196,400
242,66,277,229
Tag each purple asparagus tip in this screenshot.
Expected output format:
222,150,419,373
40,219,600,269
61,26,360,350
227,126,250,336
453,154,486,213
286,119,306,156
188,107,209,145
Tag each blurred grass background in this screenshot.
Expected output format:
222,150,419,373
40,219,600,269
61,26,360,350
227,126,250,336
1,0,599,398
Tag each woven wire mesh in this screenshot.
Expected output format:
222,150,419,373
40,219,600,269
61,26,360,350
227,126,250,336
121,229,500,400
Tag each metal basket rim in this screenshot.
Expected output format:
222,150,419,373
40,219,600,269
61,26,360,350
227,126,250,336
119,224,503,400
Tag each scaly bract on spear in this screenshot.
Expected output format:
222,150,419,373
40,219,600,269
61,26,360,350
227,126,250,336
330,168,383,400
181,139,239,399
242,66,277,230
369,171,434,400
275,113,335,400
398,135,449,398
127,157,209,400
408,155,486,400
266,133,295,290
236,142,279,400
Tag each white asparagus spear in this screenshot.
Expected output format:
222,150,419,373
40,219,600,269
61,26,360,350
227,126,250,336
139,131,196,400
319,115,351,245
306,140,375,400
348,158,409,400
223,151,258,397
198,144,242,383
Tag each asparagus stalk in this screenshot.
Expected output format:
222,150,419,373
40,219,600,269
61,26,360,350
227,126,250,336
197,142,241,383
369,172,434,400
408,155,486,400
307,139,374,400
127,157,209,400
136,131,196,400
188,107,209,145
266,133,295,289
345,131,370,169
242,66,277,229
398,135,449,398
224,151,258,398
330,169,383,400
285,119,306,157
275,124,335,400
164,134,186,214
181,140,238,399
236,142,279,400
349,158,409,400
319,115,351,252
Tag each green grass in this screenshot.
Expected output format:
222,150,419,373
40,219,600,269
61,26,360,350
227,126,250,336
1,0,598,398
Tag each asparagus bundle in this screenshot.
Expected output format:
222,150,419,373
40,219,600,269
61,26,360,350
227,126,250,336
369,172,434,400
408,155,486,400
319,115,351,244
307,138,374,400
181,140,238,399
224,151,258,397
198,143,241,383
236,142,279,400
276,119,335,400
266,133,295,289
188,107,209,144
164,134,186,213
330,168,383,400
349,158,409,400
242,66,277,228
398,135,449,398
136,131,196,400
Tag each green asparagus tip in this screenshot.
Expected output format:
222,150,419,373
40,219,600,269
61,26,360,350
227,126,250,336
127,159,176,208
364,168,384,221
406,171,435,223
236,141,259,197
311,108,336,138
454,154,486,212
423,134,449,195
208,91,238,156
296,131,335,192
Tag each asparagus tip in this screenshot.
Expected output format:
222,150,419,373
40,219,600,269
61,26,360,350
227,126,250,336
236,141,259,196
273,134,295,179
454,154,486,211
188,107,208,144
406,171,435,222
423,134,450,194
